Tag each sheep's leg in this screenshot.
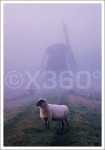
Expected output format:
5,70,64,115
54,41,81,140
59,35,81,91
61,120,64,131
44,118,48,129
44,118,50,129
45,120,47,129
47,121,50,129
65,119,69,131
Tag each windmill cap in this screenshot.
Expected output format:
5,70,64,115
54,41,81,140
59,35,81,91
46,43,68,55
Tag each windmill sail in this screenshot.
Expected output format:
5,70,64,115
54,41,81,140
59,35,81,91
63,22,77,73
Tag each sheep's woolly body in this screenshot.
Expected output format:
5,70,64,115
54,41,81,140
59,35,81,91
40,104,69,121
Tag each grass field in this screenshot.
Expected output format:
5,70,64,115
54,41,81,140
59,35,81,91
4,90,101,146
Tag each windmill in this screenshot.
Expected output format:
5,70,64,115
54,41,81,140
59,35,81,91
38,22,77,88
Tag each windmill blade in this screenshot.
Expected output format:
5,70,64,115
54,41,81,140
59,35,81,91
39,53,46,70
63,21,77,73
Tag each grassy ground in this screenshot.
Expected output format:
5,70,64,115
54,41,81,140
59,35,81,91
4,91,101,146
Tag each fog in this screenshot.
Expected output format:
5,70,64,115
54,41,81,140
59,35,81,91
4,3,102,97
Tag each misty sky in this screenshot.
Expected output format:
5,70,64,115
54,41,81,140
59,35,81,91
4,3,102,91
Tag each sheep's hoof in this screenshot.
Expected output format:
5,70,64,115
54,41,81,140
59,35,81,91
67,128,69,131
45,126,49,130
61,127,64,131
60,128,64,133
60,130,65,135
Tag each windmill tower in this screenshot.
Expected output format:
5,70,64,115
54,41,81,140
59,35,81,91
38,23,77,89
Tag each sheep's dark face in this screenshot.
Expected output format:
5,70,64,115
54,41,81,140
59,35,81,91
36,99,47,107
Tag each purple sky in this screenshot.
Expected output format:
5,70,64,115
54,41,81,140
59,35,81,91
4,3,102,91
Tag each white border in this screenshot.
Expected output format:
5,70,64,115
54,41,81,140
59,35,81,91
0,1,104,150
101,1,105,150
1,0,4,150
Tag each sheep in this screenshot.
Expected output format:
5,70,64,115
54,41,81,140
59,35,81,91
36,98,69,131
